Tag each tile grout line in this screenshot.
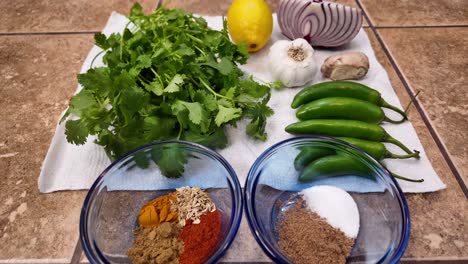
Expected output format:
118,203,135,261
402,256,468,262
70,239,83,264
376,25,468,29
0,31,99,36
355,0,468,198
1,24,466,37
355,0,375,26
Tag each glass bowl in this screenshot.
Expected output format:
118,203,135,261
80,140,242,264
245,136,410,264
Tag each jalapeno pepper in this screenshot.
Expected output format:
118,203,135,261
336,137,420,160
296,97,404,124
285,119,418,156
291,81,407,121
294,147,335,170
298,154,424,183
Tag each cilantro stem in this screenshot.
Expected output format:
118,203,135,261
194,46,206,57
119,37,124,60
197,78,232,101
187,34,203,44
137,75,150,85
150,67,163,84
177,124,183,140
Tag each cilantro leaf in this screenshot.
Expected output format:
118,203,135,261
65,119,89,145
136,55,152,69
94,33,109,50
164,74,184,93
172,100,204,125
244,94,274,141
184,127,228,149
224,86,238,99
236,42,249,60
143,116,177,141
239,76,270,98
194,90,217,112
175,44,194,57
151,146,187,178
201,57,234,75
78,67,112,97
68,90,97,115
215,105,242,126
143,81,164,96
130,2,143,17
134,151,150,169
115,86,149,126
269,80,286,90
246,118,267,141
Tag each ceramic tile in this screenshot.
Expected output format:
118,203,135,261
378,28,468,187
0,0,156,33
0,0,366,33
165,0,366,25
364,28,468,259
165,0,356,15
0,35,93,260
360,0,468,26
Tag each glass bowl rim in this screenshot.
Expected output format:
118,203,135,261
80,140,243,264
244,135,410,264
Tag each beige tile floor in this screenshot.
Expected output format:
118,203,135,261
0,0,467,263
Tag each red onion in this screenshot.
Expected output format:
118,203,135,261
278,0,363,47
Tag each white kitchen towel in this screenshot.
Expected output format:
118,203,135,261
38,12,446,193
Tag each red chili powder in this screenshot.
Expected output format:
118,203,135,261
179,210,222,264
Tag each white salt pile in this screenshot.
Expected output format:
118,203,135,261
300,185,360,238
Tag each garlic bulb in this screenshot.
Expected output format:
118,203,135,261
268,38,317,87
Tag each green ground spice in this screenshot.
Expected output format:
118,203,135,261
128,222,183,264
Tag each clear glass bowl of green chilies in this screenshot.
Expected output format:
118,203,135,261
245,136,410,264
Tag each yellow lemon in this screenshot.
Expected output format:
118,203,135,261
227,0,273,52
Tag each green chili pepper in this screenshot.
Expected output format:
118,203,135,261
299,154,424,183
291,81,407,121
296,97,404,124
294,147,336,170
285,119,418,156
336,137,420,160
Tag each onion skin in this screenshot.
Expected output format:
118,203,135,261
278,0,363,47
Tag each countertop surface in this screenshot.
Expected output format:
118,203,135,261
0,0,467,263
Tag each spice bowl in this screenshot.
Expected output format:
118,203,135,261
245,136,410,264
80,140,242,264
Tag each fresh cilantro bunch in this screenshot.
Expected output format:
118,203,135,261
61,4,273,177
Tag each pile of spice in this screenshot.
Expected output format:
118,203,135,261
276,185,360,264
128,186,221,264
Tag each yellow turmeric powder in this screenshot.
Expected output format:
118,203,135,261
138,193,178,227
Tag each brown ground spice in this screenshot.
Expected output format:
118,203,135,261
277,201,355,264
127,222,183,264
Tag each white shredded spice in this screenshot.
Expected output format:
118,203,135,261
171,186,216,226
300,185,360,238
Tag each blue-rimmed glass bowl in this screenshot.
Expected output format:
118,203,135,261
245,136,410,264
80,140,242,264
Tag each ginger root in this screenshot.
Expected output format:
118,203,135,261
321,52,369,80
